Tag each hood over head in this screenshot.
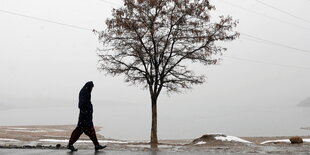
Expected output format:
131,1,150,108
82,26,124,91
84,81,94,89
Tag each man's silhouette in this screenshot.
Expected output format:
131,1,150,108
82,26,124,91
67,81,106,151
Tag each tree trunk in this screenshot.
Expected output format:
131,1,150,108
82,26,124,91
150,97,158,146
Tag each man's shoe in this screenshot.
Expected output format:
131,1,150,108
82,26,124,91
95,144,107,151
67,145,78,151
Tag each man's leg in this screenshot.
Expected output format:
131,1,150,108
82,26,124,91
83,126,99,146
83,126,107,150
67,126,83,151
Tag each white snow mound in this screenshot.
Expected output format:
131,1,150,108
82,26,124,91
194,134,252,144
261,138,310,144
0,138,20,142
214,135,252,143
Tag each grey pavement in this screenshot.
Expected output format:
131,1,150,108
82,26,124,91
0,149,270,155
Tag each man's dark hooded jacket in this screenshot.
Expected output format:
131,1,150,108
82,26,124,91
78,81,94,127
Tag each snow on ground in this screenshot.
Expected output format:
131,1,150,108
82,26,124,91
215,135,252,143
49,129,65,132
261,139,310,144
196,141,207,145
39,139,128,144
195,134,252,144
0,138,20,142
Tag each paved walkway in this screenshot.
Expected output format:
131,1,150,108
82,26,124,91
0,149,267,155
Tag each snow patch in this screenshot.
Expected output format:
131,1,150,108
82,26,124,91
39,139,68,143
261,139,290,144
0,138,20,142
215,135,252,143
98,140,128,144
194,134,252,144
261,139,310,144
196,141,207,145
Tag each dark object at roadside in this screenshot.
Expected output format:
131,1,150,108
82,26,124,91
95,144,107,151
36,144,43,148
67,145,78,151
23,145,35,149
56,144,61,149
289,136,303,144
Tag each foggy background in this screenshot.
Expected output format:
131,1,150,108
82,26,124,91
0,0,310,140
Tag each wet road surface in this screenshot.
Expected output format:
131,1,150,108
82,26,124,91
0,149,274,155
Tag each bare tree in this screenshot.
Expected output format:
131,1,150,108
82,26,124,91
97,0,239,145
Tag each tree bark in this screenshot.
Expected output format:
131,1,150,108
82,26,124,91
150,96,158,146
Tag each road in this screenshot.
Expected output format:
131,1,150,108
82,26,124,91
0,149,271,155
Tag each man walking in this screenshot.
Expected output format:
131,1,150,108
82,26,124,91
67,81,106,151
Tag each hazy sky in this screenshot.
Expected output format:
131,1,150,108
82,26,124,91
0,0,310,140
